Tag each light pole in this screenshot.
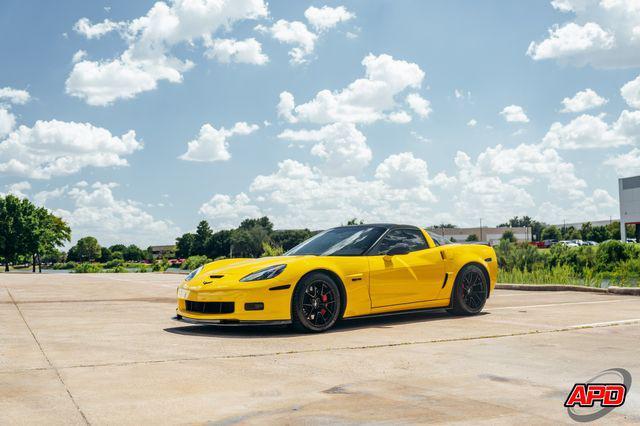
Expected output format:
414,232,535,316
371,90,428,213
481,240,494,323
479,218,483,241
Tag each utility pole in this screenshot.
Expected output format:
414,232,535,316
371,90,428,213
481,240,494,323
479,218,483,241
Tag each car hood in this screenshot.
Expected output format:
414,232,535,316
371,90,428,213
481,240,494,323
195,255,310,281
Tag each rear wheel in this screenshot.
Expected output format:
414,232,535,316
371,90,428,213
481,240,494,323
291,272,341,332
447,264,487,315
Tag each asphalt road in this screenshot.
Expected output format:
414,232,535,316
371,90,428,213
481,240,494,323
1,273,639,425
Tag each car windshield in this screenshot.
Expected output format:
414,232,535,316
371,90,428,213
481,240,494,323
285,226,387,256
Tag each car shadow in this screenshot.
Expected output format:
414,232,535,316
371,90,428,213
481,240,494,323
163,309,489,338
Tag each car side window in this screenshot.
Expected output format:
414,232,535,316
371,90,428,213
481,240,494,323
372,229,429,255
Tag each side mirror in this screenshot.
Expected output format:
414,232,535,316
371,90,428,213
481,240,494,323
385,244,410,256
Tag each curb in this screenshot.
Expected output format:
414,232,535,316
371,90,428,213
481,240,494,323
496,283,640,296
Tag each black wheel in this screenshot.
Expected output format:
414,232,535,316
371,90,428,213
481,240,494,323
291,272,341,332
447,264,487,315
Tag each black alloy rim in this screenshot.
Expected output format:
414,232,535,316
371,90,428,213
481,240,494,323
302,280,338,326
461,270,486,310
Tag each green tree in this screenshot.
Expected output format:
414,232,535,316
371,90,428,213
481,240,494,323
580,222,593,241
499,216,545,241
175,232,195,258
239,217,274,232
271,229,313,251
261,241,284,257
123,244,144,261
346,218,365,225
466,234,479,242
501,230,516,243
541,225,561,241
231,226,269,257
34,209,71,272
588,226,609,243
606,221,621,240
70,237,101,262
204,230,231,259
100,247,113,262
191,220,213,255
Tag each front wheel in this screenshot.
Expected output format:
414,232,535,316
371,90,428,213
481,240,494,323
447,264,487,315
291,272,341,332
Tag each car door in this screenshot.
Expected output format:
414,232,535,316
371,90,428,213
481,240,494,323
368,228,446,308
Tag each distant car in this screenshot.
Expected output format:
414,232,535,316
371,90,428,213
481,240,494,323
175,224,498,332
542,239,558,248
585,241,598,246
626,238,637,244
559,240,579,247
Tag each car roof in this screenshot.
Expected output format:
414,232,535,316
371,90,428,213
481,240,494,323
331,223,421,231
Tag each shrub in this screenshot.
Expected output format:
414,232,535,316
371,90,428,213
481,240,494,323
53,261,77,270
152,259,170,272
595,240,628,271
261,241,284,257
137,264,149,273
104,259,123,269
182,255,209,270
74,263,102,273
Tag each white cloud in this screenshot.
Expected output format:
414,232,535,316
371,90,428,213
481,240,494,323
536,189,617,224
405,93,432,118
203,37,268,64
410,131,430,143
198,193,262,228
527,22,614,60
73,18,122,39
72,50,87,63
1,181,31,198
34,186,67,205
53,182,179,247
0,119,142,179
304,5,354,32
467,118,477,127
278,122,372,176
454,89,471,100
256,20,317,64
387,111,412,123
281,53,425,124
500,105,529,123
375,152,429,188
179,122,259,162
0,108,16,138
621,74,640,109
0,87,30,105
67,0,268,105
246,158,437,229
528,0,640,68
560,88,608,112
543,110,640,149
604,147,640,176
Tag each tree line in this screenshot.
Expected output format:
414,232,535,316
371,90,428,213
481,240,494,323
175,217,313,259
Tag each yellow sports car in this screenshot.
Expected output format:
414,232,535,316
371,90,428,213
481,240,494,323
175,224,497,332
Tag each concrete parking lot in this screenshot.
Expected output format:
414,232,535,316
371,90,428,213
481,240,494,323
1,273,639,425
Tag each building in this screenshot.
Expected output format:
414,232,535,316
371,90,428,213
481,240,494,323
619,176,640,242
427,226,532,245
149,245,176,259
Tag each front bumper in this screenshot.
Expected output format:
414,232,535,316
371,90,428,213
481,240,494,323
176,280,293,323
173,315,291,326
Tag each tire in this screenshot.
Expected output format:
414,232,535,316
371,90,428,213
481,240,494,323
447,264,488,316
291,272,341,332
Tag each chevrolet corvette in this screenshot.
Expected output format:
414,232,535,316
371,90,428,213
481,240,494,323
175,224,497,332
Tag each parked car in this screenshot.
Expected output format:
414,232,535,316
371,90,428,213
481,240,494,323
585,241,598,246
542,239,558,248
626,238,637,243
559,240,579,247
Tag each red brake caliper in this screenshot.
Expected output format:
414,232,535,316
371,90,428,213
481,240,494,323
320,294,328,315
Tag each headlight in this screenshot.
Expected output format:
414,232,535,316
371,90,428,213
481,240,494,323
240,264,286,282
185,266,203,282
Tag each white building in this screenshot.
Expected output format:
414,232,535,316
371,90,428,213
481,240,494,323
619,176,640,241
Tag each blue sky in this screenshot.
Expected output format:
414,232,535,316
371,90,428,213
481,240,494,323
1,0,639,246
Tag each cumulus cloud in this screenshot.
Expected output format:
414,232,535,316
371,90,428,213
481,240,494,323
621,74,640,109
604,148,640,176
256,20,317,64
203,37,268,64
467,118,477,127
66,0,268,105
500,105,529,123
198,193,262,228
304,5,354,31
53,182,179,247
528,0,640,68
0,119,142,179
179,122,259,162
374,152,429,188
0,108,16,138
279,53,426,124
73,18,122,39
1,181,31,198
405,93,432,118
560,88,608,112
72,50,87,63
0,87,31,105
387,111,412,123
278,122,372,176
543,110,640,149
